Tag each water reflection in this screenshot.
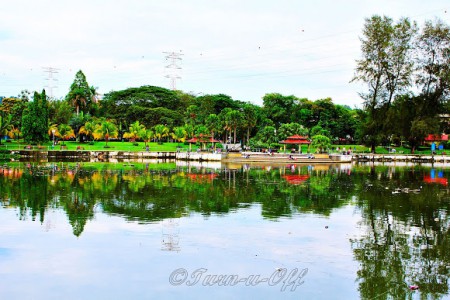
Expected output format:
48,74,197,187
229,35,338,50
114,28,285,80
1,162,450,298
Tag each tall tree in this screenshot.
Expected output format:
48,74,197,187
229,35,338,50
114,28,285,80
262,93,298,127
242,104,258,146
66,70,94,116
352,15,417,152
0,114,12,145
21,90,49,144
205,114,220,139
415,19,450,106
225,110,243,144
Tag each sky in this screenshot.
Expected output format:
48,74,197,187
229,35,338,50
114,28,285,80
0,0,448,108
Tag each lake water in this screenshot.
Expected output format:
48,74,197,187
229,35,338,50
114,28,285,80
0,161,449,299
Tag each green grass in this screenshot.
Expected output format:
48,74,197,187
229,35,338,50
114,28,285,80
0,140,200,152
1,139,446,155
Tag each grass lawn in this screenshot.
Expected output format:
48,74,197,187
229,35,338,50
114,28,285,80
1,139,446,155
0,140,201,152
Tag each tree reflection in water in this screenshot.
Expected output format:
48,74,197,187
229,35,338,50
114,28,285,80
0,163,449,298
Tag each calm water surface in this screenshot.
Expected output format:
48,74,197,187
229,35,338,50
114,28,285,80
0,161,449,299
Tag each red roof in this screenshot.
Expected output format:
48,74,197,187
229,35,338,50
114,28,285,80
423,175,448,185
279,135,310,144
425,134,448,142
282,174,310,185
187,173,218,181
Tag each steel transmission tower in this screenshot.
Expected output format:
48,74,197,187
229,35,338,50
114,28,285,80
163,51,183,90
42,67,59,98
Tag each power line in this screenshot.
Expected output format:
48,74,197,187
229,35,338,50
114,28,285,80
163,51,184,90
42,67,59,98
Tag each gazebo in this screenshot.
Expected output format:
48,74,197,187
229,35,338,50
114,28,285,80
185,136,221,151
279,135,311,153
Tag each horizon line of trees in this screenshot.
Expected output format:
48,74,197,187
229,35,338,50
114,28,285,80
0,15,449,153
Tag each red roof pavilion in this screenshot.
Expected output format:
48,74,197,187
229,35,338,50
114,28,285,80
424,134,448,142
279,135,311,145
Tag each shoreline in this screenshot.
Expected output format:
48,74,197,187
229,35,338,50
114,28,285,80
4,150,450,165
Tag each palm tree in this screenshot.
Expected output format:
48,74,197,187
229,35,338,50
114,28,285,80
8,126,22,142
66,70,93,116
0,114,13,145
171,126,187,145
242,105,257,146
154,124,169,144
57,124,75,146
142,129,154,147
226,110,243,144
79,120,97,142
123,121,145,142
94,120,118,147
205,114,220,140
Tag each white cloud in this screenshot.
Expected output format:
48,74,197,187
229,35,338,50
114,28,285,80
0,0,448,107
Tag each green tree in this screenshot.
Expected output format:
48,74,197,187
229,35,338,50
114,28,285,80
154,124,169,143
249,126,278,149
94,120,118,147
123,121,145,142
205,114,220,139
183,123,195,139
242,104,258,146
225,110,243,144
262,93,298,127
79,120,98,142
0,97,27,128
311,135,331,153
57,124,75,146
142,129,154,146
171,126,187,144
310,125,330,138
69,111,90,141
277,122,308,141
21,90,49,144
66,70,94,116
194,125,209,137
0,114,12,145
49,100,73,125
415,19,450,109
352,15,417,152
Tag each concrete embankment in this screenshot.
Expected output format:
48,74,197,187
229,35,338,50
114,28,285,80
16,150,176,160
10,150,450,164
13,150,225,162
223,152,338,164
354,154,450,163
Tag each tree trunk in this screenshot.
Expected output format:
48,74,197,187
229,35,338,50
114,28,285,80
247,128,250,146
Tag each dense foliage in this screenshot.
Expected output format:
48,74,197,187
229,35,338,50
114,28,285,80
0,16,448,152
